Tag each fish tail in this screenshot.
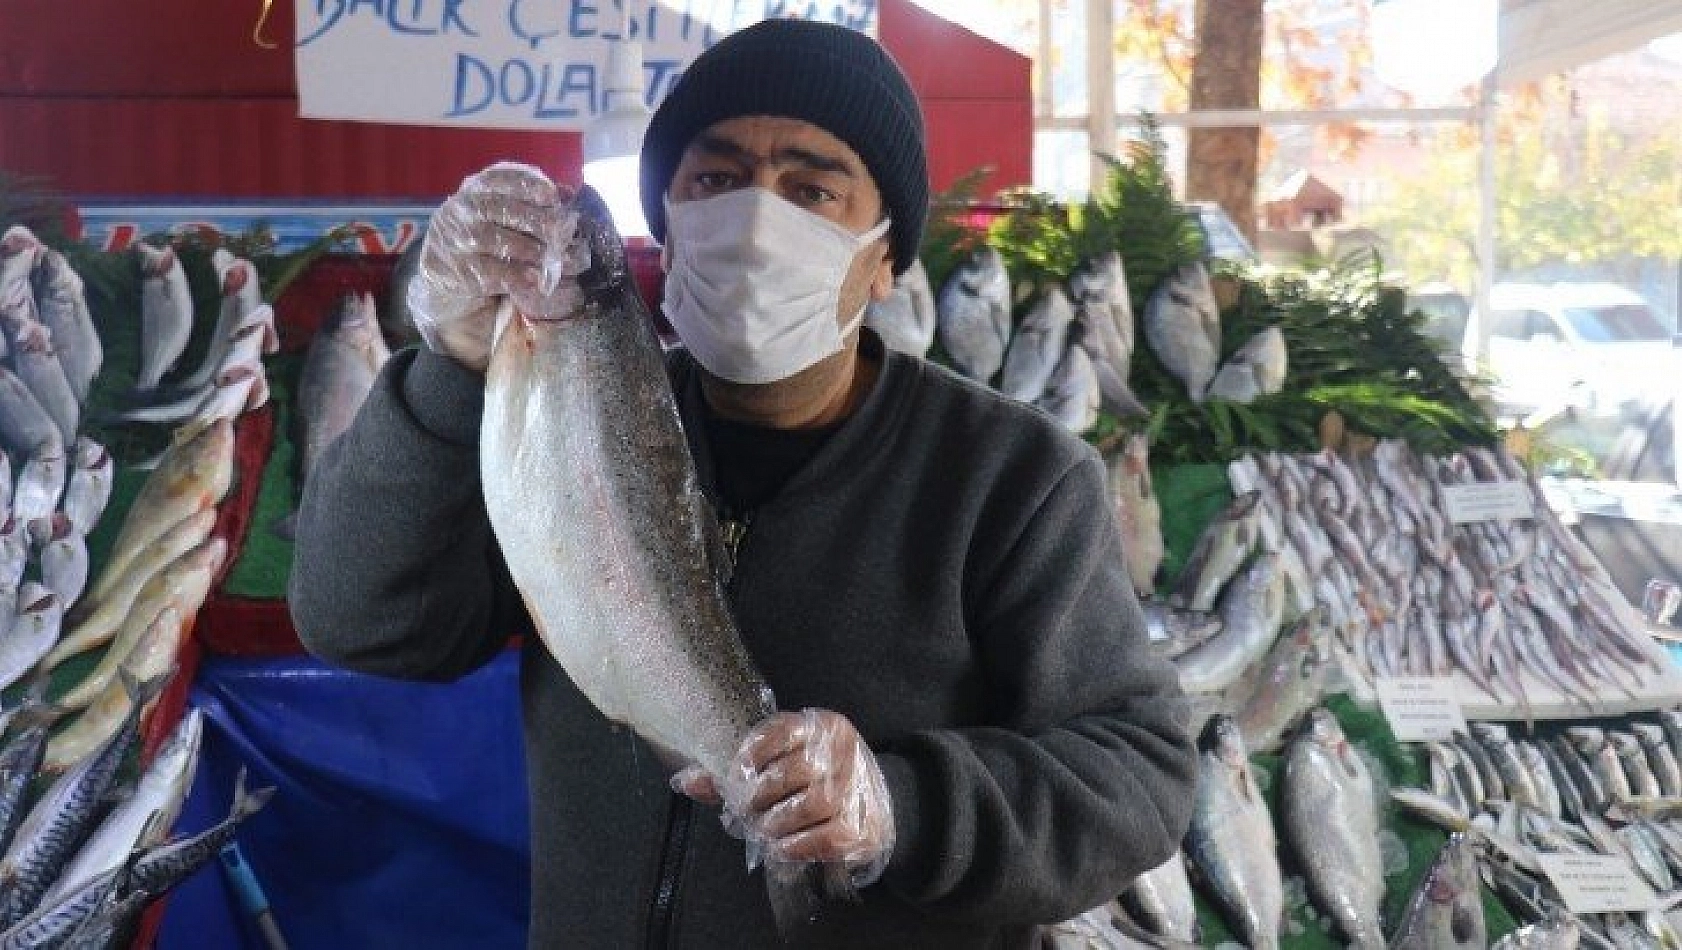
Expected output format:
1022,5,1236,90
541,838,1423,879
229,767,277,823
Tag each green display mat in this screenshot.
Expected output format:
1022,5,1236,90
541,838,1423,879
220,352,302,598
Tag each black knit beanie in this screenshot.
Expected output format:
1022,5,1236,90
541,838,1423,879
639,19,928,275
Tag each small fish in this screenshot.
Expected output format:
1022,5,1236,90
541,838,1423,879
0,453,9,512
864,258,936,357
1490,909,1580,950
0,367,60,460
0,227,41,293
1184,717,1282,950
1069,252,1145,417
1389,788,1473,831
1537,739,1586,824
1109,434,1164,598
1120,851,1199,944
0,861,129,950
1204,358,1264,404
9,445,65,528
1632,723,1682,798
1233,607,1333,753
127,767,275,899
1142,262,1220,402
1281,709,1384,948
57,888,152,950
0,701,60,857
2,293,78,447
1516,741,1563,820
30,514,87,610
28,249,102,403
61,438,113,537
1175,553,1285,696
1615,823,1673,891
0,584,61,692
1032,332,1100,433
46,609,187,771
935,246,1012,382
1611,732,1663,800
1390,833,1486,949
1140,602,1223,659
0,672,168,929
90,418,233,606
1171,491,1262,612
999,287,1074,402
157,248,268,398
133,244,194,391
1,515,27,601
108,305,276,425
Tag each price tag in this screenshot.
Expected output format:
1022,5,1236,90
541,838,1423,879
1538,852,1660,914
1443,482,1534,524
1375,677,1468,742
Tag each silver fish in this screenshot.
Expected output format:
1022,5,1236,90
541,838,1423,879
0,366,59,459
1033,334,1100,433
58,888,151,950
0,701,59,857
61,438,113,537
481,188,776,839
28,249,102,403
1390,833,1486,950
1140,602,1223,659
1233,607,1332,753
44,709,204,906
1206,326,1287,404
1174,553,1285,695
1000,287,1074,402
1,514,26,605
0,453,9,512
133,244,193,391
1069,252,1144,416
1632,723,1682,798
158,248,267,396
0,228,40,294
0,584,60,691
1660,711,1682,765
1184,716,1281,950
0,672,167,929
1616,823,1673,891
1121,851,1199,943
1517,741,1563,820
1611,732,1664,800
935,246,1012,382
10,444,65,528
1537,739,1586,824
0,861,128,950
127,767,273,899
1281,709,1384,949
30,514,86,610
1142,262,1220,402
1204,358,1263,404
1390,788,1474,831
1,293,76,449
109,304,276,424
297,294,381,487
864,258,936,357
1171,491,1261,612
1109,434,1164,598
1456,732,1507,804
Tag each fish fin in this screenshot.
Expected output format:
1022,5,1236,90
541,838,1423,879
229,766,278,823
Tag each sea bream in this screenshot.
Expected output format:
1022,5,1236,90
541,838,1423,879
1280,708,1384,949
1033,329,1100,433
133,243,194,391
480,185,775,829
1184,716,1282,949
1142,261,1220,402
1070,252,1146,417
999,287,1074,403
1206,326,1287,404
863,258,936,356
934,246,1012,382
28,248,102,402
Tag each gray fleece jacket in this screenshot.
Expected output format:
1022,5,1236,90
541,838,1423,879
289,332,1197,949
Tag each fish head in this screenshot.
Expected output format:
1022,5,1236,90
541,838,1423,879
136,243,176,278
73,436,108,471
1203,715,1250,769
1,224,42,257
222,258,254,297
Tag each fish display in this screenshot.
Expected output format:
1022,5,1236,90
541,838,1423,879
106,304,277,425
1184,716,1282,949
1206,326,1287,404
1142,262,1220,402
935,246,1012,382
1391,834,1485,949
1232,607,1334,752
864,258,936,356
481,187,777,853
28,249,101,403
1034,328,1100,433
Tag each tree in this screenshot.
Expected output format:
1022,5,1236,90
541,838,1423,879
1185,0,1265,245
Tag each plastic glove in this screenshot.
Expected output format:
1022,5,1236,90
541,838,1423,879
409,162,570,373
731,709,896,890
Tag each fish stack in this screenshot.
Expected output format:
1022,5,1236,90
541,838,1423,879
0,699,273,946
1220,440,1677,719
1143,261,1288,406
1395,715,1682,948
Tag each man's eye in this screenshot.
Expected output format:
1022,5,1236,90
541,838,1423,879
695,172,737,193
795,184,837,205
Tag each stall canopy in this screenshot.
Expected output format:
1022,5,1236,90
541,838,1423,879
1500,0,1682,85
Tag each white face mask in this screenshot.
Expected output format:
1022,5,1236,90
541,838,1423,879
662,188,891,385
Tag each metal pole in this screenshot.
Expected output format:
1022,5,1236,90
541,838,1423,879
1087,0,1116,193
1475,72,1498,368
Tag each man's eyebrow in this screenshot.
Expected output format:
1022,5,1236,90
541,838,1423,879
690,133,856,178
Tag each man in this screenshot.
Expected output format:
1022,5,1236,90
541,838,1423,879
291,18,1196,949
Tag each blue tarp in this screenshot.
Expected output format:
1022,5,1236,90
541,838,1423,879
156,652,530,950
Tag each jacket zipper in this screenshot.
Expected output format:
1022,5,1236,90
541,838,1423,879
647,511,751,950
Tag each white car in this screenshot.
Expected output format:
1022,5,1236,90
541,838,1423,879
1480,282,1674,419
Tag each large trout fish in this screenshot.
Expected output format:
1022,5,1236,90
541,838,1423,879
481,185,775,798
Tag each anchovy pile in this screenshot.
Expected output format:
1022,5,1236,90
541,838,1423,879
1395,715,1682,949
1225,441,1671,718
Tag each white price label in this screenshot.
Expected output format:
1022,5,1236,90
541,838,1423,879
1538,852,1660,914
1443,482,1534,524
1375,677,1468,742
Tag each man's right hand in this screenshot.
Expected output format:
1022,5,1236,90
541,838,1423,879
410,162,566,373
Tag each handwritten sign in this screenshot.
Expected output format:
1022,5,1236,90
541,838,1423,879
1537,852,1659,915
296,1,879,130
1375,677,1468,742
1442,482,1534,524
